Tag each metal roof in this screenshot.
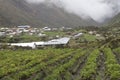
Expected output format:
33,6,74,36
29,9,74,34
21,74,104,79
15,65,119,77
10,37,70,48
11,43,36,49
43,37,70,45
17,25,30,28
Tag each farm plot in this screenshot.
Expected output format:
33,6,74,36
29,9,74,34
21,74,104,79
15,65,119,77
0,47,120,80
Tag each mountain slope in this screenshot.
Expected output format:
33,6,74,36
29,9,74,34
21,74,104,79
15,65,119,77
0,0,98,27
107,13,120,28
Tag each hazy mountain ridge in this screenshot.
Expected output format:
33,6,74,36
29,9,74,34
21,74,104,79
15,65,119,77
107,13,120,28
0,0,99,27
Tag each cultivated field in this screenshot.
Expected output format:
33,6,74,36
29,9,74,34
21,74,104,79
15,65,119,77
0,47,120,80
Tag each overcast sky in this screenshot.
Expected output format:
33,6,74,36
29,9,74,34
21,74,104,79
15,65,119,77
26,0,120,22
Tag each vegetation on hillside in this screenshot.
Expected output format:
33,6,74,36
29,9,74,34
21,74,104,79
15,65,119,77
0,0,97,27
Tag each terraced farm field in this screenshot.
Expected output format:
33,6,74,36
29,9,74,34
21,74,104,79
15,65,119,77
0,48,120,80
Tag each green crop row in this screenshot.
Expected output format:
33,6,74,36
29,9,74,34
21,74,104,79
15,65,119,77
0,49,73,79
1,49,75,80
104,48,120,80
28,49,79,80
113,47,120,53
80,49,100,79
44,49,87,80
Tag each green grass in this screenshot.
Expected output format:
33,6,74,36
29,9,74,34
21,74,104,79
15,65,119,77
83,34,97,42
44,31,65,36
20,34,41,42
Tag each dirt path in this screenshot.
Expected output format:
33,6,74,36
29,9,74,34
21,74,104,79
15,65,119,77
96,52,106,80
113,52,120,64
70,53,89,80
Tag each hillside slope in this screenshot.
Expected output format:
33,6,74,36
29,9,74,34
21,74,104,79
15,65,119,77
0,0,98,27
107,13,120,28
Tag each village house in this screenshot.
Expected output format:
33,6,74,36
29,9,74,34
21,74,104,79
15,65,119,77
88,31,97,35
96,34,101,37
52,28,58,31
73,33,83,38
17,25,31,33
42,27,51,31
38,33,46,37
0,28,9,31
17,25,31,29
0,32,6,37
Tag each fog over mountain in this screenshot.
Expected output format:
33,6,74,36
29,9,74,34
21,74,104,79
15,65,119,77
0,0,98,27
0,0,120,27
26,0,120,23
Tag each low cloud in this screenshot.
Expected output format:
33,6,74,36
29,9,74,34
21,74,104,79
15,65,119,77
26,0,120,22
26,0,45,3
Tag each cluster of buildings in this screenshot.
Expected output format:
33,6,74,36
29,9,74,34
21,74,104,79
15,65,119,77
0,25,72,49
88,31,101,37
0,25,105,49
0,25,39,37
0,25,72,38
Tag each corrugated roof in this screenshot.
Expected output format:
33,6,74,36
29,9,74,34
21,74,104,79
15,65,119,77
17,25,30,28
10,37,70,48
43,37,70,45
11,43,36,49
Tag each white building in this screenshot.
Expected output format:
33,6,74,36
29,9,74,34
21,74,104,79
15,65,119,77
73,33,83,38
17,25,31,29
0,32,6,37
11,43,36,49
38,33,46,37
10,37,70,49
43,27,51,31
43,37,70,46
